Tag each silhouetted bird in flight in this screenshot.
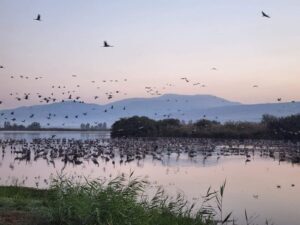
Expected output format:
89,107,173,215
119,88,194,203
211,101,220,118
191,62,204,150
180,77,189,82
34,14,41,21
103,41,113,47
262,11,270,18
0,65,4,69
24,94,29,100
277,98,282,102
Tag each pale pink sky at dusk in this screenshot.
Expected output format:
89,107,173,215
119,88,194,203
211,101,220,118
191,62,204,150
0,0,300,109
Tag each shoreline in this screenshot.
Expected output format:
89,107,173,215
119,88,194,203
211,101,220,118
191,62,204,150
0,177,219,225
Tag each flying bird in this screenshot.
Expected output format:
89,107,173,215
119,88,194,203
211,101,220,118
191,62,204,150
0,65,4,69
34,14,42,21
180,77,189,82
262,11,271,18
103,41,113,47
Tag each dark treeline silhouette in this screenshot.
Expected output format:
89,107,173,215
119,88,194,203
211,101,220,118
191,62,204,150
1,121,41,130
111,114,300,140
80,122,107,131
0,121,109,131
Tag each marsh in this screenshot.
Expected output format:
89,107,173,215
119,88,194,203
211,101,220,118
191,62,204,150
0,131,299,224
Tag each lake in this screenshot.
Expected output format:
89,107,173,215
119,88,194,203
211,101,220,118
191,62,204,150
0,131,300,225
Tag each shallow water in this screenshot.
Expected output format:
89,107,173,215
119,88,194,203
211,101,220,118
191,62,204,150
0,131,300,225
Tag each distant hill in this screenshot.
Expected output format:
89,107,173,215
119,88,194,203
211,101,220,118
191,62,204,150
184,102,300,122
0,94,299,128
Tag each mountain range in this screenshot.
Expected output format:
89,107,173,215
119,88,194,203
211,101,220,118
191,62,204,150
0,94,299,128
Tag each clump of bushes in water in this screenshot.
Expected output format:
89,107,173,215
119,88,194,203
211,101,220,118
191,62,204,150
111,114,300,140
0,174,232,225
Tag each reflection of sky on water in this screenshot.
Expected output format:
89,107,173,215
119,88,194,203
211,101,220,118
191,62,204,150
0,132,300,225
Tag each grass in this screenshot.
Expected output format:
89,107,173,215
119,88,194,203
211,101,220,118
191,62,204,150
0,174,231,225
0,186,50,225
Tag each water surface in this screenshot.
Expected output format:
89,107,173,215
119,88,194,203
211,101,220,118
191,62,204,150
0,131,299,225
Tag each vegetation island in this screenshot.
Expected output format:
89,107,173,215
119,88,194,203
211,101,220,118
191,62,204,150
111,114,300,140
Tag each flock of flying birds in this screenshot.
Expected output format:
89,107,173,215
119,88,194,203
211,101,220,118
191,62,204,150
0,10,295,127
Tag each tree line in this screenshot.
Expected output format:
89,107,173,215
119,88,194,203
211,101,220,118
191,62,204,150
0,122,108,131
80,123,107,130
111,114,300,140
1,121,42,130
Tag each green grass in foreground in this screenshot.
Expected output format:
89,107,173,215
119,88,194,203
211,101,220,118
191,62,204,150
0,174,230,225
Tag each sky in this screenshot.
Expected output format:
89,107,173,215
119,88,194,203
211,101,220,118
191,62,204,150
0,0,300,109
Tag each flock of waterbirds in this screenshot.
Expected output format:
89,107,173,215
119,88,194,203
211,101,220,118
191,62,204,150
1,10,297,127
1,9,300,225
0,137,299,188
0,9,299,190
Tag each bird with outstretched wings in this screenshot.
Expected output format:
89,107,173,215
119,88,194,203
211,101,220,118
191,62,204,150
262,11,270,18
34,14,41,21
103,41,113,47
